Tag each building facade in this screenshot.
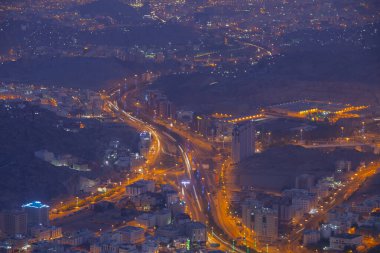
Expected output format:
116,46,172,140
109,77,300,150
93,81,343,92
231,121,254,163
22,201,49,227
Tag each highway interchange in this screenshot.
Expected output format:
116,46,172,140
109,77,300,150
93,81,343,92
49,85,380,253
105,87,248,252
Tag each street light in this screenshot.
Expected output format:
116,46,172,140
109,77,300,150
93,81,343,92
361,121,365,137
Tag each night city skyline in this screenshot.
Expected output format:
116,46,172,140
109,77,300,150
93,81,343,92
0,0,380,253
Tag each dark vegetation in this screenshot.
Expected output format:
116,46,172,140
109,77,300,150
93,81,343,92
0,101,138,208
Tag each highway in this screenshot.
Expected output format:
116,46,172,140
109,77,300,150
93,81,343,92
50,97,177,221
114,88,248,252
52,85,379,253
119,86,380,253
283,162,379,252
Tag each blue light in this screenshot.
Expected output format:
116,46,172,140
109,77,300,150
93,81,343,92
22,201,49,209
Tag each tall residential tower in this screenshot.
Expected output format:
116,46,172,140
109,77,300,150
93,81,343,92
231,121,254,163
22,201,49,227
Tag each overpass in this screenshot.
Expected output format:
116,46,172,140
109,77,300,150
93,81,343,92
226,113,266,123
296,140,374,150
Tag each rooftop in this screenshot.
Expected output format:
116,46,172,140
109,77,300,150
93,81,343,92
119,226,144,232
268,100,349,113
331,233,362,239
186,221,206,229
303,229,319,235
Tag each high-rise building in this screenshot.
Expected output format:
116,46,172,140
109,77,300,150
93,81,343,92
254,207,279,243
22,201,49,227
241,199,262,231
0,210,27,237
231,121,254,163
283,189,317,214
158,99,176,119
272,197,293,225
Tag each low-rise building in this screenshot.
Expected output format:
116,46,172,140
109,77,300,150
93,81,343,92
283,189,317,214
329,233,362,251
126,180,155,197
119,244,138,253
155,209,171,227
320,223,340,240
118,226,145,244
0,237,30,253
0,210,27,237
31,226,62,241
303,229,320,246
131,192,162,211
156,224,180,240
185,221,207,243
31,241,65,253
136,213,156,228
351,195,380,214
141,240,159,253
57,229,93,246
328,208,359,232
164,190,179,206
